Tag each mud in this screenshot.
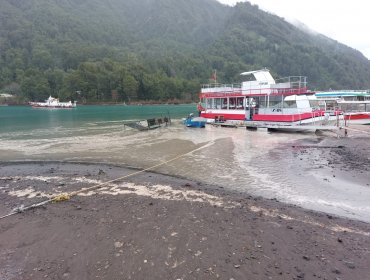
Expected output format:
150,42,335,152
0,159,369,280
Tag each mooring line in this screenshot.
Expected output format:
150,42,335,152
0,143,209,220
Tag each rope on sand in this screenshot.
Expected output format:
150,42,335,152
0,144,209,220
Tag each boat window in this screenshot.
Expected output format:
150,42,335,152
206,98,213,109
325,100,336,111
242,74,257,82
283,101,297,108
309,99,319,109
229,97,236,109
340,103,358,112
215,98,222,109
236,97,244,109
258,96,266,108
269,96,283,108
221,98,228,109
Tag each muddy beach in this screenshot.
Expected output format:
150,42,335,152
1,121,370,279
1,131,370,280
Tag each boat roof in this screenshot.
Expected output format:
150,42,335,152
240,68,270,76
240,68,275,84
284,95,313,101
316,90,370,97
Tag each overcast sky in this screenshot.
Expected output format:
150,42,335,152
217,0,370,60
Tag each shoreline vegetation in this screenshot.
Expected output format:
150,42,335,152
0,97,196,106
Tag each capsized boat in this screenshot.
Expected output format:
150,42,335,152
124,117,170,131
199,69,328,130
183,113,206,128
29,96,77,108
315,90,370,125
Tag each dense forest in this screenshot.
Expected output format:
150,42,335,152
1,0,370,104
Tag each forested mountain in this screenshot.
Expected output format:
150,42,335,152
1,0,369,103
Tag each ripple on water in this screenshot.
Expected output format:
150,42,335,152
1,121,370,222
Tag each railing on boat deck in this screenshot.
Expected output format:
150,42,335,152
200,87,309,98
242,87,309,96
274,76,307,89
201,82,309,97
202,83,242,89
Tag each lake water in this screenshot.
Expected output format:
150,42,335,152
0,104,197,139
1,105,370,222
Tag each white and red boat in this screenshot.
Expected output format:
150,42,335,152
29,96,77,109
199,69,327,129
315,90,370,125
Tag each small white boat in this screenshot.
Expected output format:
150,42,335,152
29,96,77,109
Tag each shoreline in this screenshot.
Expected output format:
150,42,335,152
1,161,369,279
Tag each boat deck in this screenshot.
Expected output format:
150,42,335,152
210,120,340,132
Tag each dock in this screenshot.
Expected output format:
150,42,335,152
210,120,340,132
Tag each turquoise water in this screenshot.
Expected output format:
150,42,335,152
0,104,197,139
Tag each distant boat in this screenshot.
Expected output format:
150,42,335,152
29,96,77,109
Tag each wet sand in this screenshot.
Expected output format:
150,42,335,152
1,131,370,280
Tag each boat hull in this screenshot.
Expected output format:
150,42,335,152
344,113,370,125
200,110,325,124
30,105,76,109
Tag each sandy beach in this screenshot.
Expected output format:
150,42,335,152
1,127,370,280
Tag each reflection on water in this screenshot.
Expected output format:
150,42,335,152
1,106,370,222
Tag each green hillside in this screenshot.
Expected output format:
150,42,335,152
209,3,370,89
0,0,369,103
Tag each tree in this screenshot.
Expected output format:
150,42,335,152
21,69,50,101
120,73,139,102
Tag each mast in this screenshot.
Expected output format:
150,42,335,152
210,69,217,84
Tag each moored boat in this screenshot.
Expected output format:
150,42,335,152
183,113,206,128
315,90,370,125
29,96,77,109
199,69,328,130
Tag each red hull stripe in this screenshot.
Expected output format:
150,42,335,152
344,114,370,120
201,112,324,122
201,113,245,120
